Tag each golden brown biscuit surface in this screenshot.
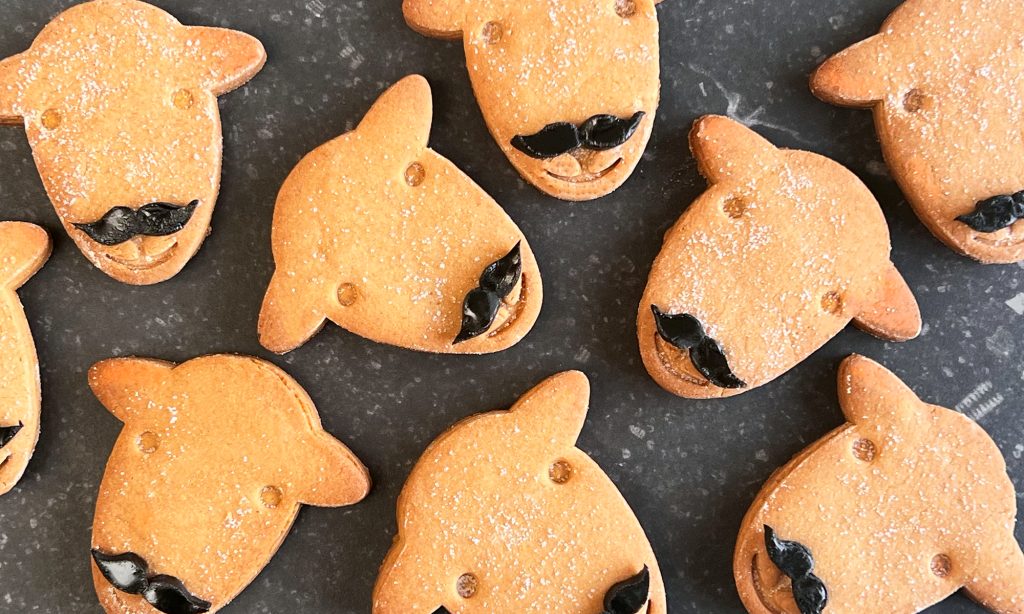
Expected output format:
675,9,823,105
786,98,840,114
637,116,920,398
811,0,1024,263
403,0,664,201
0,222,50,496
373,371,666,614
259,75,542,355
0,0,266,284
734,355,1024,614
88,354,370,614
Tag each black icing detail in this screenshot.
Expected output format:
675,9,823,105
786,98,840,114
602,565,650,614
650,305,746,389
956,190,1024,233
0,422,23,449
73,200,199,246
454,242,522,344
511,112,645,159
431,608,452,614
91,549,211,614
763,526,828,614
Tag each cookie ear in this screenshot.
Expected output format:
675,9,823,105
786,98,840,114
356,75,433,150
510,371,589,448
689,115,780,184
296,433,371,507
403,0,467,39
0,52,27,121
836,355,921,426
181,26,266,96
852,263,922,341
811,35,891,107
964,533,1024,612
258,270,327,354
88,358,174,424
0,223,51,289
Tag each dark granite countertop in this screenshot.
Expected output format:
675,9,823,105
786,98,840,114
0,1,1020,612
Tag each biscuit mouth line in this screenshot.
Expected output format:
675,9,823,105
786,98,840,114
546,157,623,184
750,552,789,614
104,241,179,270
654,333,711,387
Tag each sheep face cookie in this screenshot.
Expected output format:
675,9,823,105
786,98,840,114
735,355,1024,614
373,371,666,613
811,0,1024,264
88,355,371,614
259,75,542,355
0,222,50,496
402,0,663,201
637,116,921,399
0,0,266,284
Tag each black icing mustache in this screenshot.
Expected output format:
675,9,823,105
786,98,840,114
432,566,651,614
957,190,1024,233
91,549,211,614
454,242,522,344
763,526,828,614
0,422,22,450
650,306,746,389
511,112,646,159
73,200,199,246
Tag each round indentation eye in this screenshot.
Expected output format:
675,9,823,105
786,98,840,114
173,88,194,110
405,162,425,187
549,459,573,484
931,554,952,578
615,0,637,18
337,283,359,307
852,438,877,462
41,109,61,130
821,290,844,315
481,21,503,44
723,197,747,219
137,431,159,454
456,573,478,598
260,485,283,509
903,89,928,112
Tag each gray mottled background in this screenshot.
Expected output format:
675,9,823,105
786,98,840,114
0,1,1021,612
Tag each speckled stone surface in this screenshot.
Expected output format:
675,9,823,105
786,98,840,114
0,1,1020,612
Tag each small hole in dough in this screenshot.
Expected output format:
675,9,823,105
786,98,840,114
173,89,194,110
457,573,478,598
723,197,747,219
615,0,637,18
903,89,928,113
405,162,425,187
549,459,573,484
852,438,876,462
931,554,952,578
481,21,503,45
137,431,159,454
260,485,283,509
821,291,844,315
41,109,61,130
337,283,359,307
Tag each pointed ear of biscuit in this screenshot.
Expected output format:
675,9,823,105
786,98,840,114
0,222,51,289
403,0,467,39
0,52,27,122
837,355,921,426
852,263,921,341
510,371,590,448
88,358,174,424
810,35,891,107
295,434,371,507
258,270,327,354
357,75,433,149
689,115,780,184
181,26,267,96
